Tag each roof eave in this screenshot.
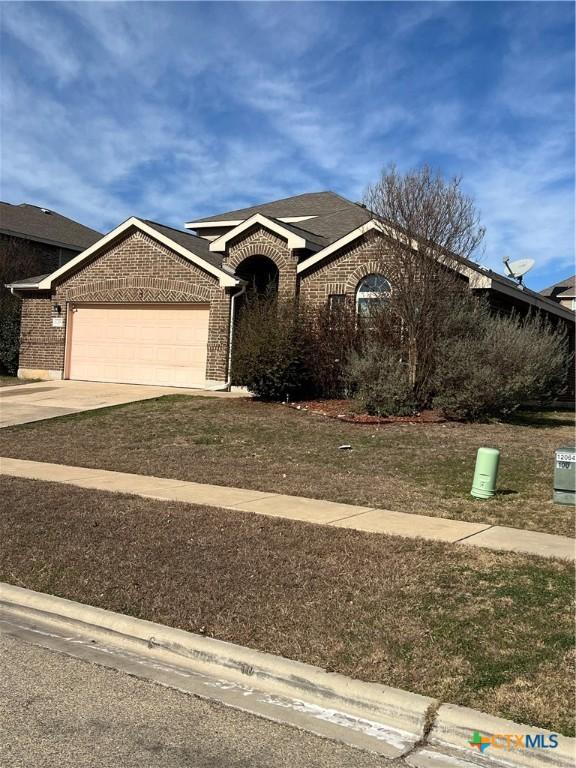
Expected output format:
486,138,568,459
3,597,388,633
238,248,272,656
5,282,47,291
208,213,319,253
471,272,575,321
186,215,319,230
0,227,90,252
297,221,386,274
34,217,239,290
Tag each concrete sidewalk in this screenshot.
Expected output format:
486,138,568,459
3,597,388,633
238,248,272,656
1,457,574,561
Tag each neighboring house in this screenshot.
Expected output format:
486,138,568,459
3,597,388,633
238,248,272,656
0,201,102,276
541,275,576,312
7,191,575,392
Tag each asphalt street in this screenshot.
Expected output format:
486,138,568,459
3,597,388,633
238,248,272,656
0,632,408,768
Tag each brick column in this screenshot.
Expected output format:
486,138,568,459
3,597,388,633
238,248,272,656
206,288,232,385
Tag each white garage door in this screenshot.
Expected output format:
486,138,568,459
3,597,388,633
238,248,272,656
67,304,210,388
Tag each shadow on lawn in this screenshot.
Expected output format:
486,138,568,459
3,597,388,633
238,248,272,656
502,411,575,429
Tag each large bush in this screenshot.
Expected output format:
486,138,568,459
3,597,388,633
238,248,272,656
347,343,417,416
232,286,570,420
231,293,312,401
232,293,362,401
432,305,569,420
302,299,361,399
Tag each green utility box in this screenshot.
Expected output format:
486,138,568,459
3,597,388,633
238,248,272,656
471,447,500,499
553,446,576,506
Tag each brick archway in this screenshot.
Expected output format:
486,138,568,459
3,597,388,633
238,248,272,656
227,228,297,299
227,240,289,274
344,261,385,295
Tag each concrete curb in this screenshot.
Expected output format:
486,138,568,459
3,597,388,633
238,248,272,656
0,582,433,759
408,704,575,768
0,583,574,767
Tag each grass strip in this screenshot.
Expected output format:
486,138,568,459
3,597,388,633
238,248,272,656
1,475,573,734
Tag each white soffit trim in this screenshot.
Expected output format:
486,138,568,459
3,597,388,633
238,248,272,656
208,213,312,253
297,221,387,274
297,219,476,281
6,280,45,289
185,215,318,230
280,216,318,223
37,217,239,289
186,219,244,229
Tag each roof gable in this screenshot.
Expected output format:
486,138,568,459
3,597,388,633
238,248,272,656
208,213,323,253
34,218,239,290
541,275,576,299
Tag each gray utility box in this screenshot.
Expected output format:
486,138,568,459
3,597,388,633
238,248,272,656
553,446,576,506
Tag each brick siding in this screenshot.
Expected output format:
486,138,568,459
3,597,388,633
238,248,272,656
18,227,392,381
19,230,231,381
298,231,388,306
227,226,297,300
19,294,63,371
19,219,571,396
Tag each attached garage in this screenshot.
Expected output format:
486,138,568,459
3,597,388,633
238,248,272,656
66,304,210,388
10,217,238,386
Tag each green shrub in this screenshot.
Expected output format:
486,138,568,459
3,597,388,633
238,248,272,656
302,299,362,399
347,344,417,416
432,307,569,420
231,293,312,401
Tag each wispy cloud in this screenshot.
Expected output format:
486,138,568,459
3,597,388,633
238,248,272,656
0,1,573,288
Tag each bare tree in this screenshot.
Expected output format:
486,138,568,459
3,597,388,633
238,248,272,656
364,164,486,404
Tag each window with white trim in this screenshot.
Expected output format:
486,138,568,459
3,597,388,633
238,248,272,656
355,274,391,317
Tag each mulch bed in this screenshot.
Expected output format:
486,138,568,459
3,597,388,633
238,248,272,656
287,398,446,424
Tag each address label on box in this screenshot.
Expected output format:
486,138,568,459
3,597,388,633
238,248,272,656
556,452,575,464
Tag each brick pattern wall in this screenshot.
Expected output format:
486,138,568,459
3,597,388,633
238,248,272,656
16,227,421,384
19,294,63,371
299,231,388,306
19,231,231,381
227,226,297,300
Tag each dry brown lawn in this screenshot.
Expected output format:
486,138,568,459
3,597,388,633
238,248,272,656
1,475,573,735
0,396,573,535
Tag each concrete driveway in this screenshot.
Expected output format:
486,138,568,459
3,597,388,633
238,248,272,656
0,380,241,428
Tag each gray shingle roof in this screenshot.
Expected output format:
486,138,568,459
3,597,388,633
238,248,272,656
296,205,373,243
0,202,102,250
6,273,51,288
189,191,362,224
540,275,575,299
188,191,373,247
266,218,328,248
143,220,224,269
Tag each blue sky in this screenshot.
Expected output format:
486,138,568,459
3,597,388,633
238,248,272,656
0,1,573,289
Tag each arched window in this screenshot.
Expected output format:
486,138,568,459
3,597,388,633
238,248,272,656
355,274,391,317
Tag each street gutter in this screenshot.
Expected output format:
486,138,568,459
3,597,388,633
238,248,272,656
0,583,573,768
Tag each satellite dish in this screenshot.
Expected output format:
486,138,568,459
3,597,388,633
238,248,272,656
502,256,535,288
